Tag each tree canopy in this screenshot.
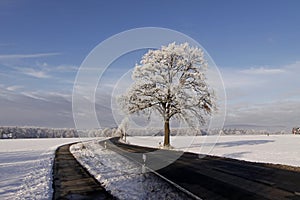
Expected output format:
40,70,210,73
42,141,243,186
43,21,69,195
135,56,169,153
119,42,216,146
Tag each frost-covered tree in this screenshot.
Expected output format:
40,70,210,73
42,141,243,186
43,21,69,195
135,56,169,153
116,118,129,142
120,43,216,147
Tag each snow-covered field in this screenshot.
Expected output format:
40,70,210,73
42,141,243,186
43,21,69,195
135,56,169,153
0,138,95,200
127,135,300,167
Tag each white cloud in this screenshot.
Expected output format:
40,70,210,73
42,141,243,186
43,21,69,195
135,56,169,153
36,62,79,73
47,92,72,102
0,52,60,60
225,100,300,131
285,61,300,70
15,67,50,78
221,61,300,130
21,91,47,101
6,85,23,91
0,90,75,128
55,64,78,72
240,67,285,75
222,61,300,92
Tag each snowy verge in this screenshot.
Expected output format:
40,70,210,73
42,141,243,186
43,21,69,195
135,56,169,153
126,135,300,167
70,140,193,200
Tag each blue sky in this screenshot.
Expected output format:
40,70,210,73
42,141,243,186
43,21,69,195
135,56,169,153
0,0,300,130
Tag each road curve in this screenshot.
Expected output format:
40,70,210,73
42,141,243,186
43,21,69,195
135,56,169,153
107,138,300,200
52,143,115,200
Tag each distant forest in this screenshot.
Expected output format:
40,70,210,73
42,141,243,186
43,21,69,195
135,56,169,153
0,126,288,139
0,126,117,139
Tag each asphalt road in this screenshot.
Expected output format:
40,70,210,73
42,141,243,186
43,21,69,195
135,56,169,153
106,138,300,200
52,143,115,200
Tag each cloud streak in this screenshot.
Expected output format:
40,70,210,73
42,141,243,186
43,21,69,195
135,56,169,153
6,85,23,91
15,67,51,78
240,67,285,75
0,52,60,60
221,61,300,130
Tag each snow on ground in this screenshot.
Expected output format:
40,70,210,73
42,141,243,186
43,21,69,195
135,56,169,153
0,138,95,200
2,135,298,200
127,135,300,167
70,140,193,200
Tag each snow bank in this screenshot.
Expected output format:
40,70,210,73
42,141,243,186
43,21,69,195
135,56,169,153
127,135,300,167
70,140,192,200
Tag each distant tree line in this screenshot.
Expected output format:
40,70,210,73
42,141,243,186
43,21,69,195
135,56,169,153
0,126,288,139
0,126,117,139
116,128,287,137
216,128,287,135
126,128,288,136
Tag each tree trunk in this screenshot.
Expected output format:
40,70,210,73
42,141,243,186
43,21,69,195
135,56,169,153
164,120,170,147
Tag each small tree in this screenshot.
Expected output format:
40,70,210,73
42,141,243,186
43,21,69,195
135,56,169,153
120,43,216,147
116,118,129,142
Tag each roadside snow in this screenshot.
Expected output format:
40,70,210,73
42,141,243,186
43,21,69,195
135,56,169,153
0,138,94,200
70,140,193,200
127,135,300,167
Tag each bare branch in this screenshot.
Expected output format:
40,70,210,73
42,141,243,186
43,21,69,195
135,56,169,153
119,42,217,130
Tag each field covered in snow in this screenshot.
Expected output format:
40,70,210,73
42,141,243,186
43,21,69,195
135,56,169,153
0,138,96,200
127,135,300,167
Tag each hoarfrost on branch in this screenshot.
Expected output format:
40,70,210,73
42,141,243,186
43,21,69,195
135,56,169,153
119,42,217,146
